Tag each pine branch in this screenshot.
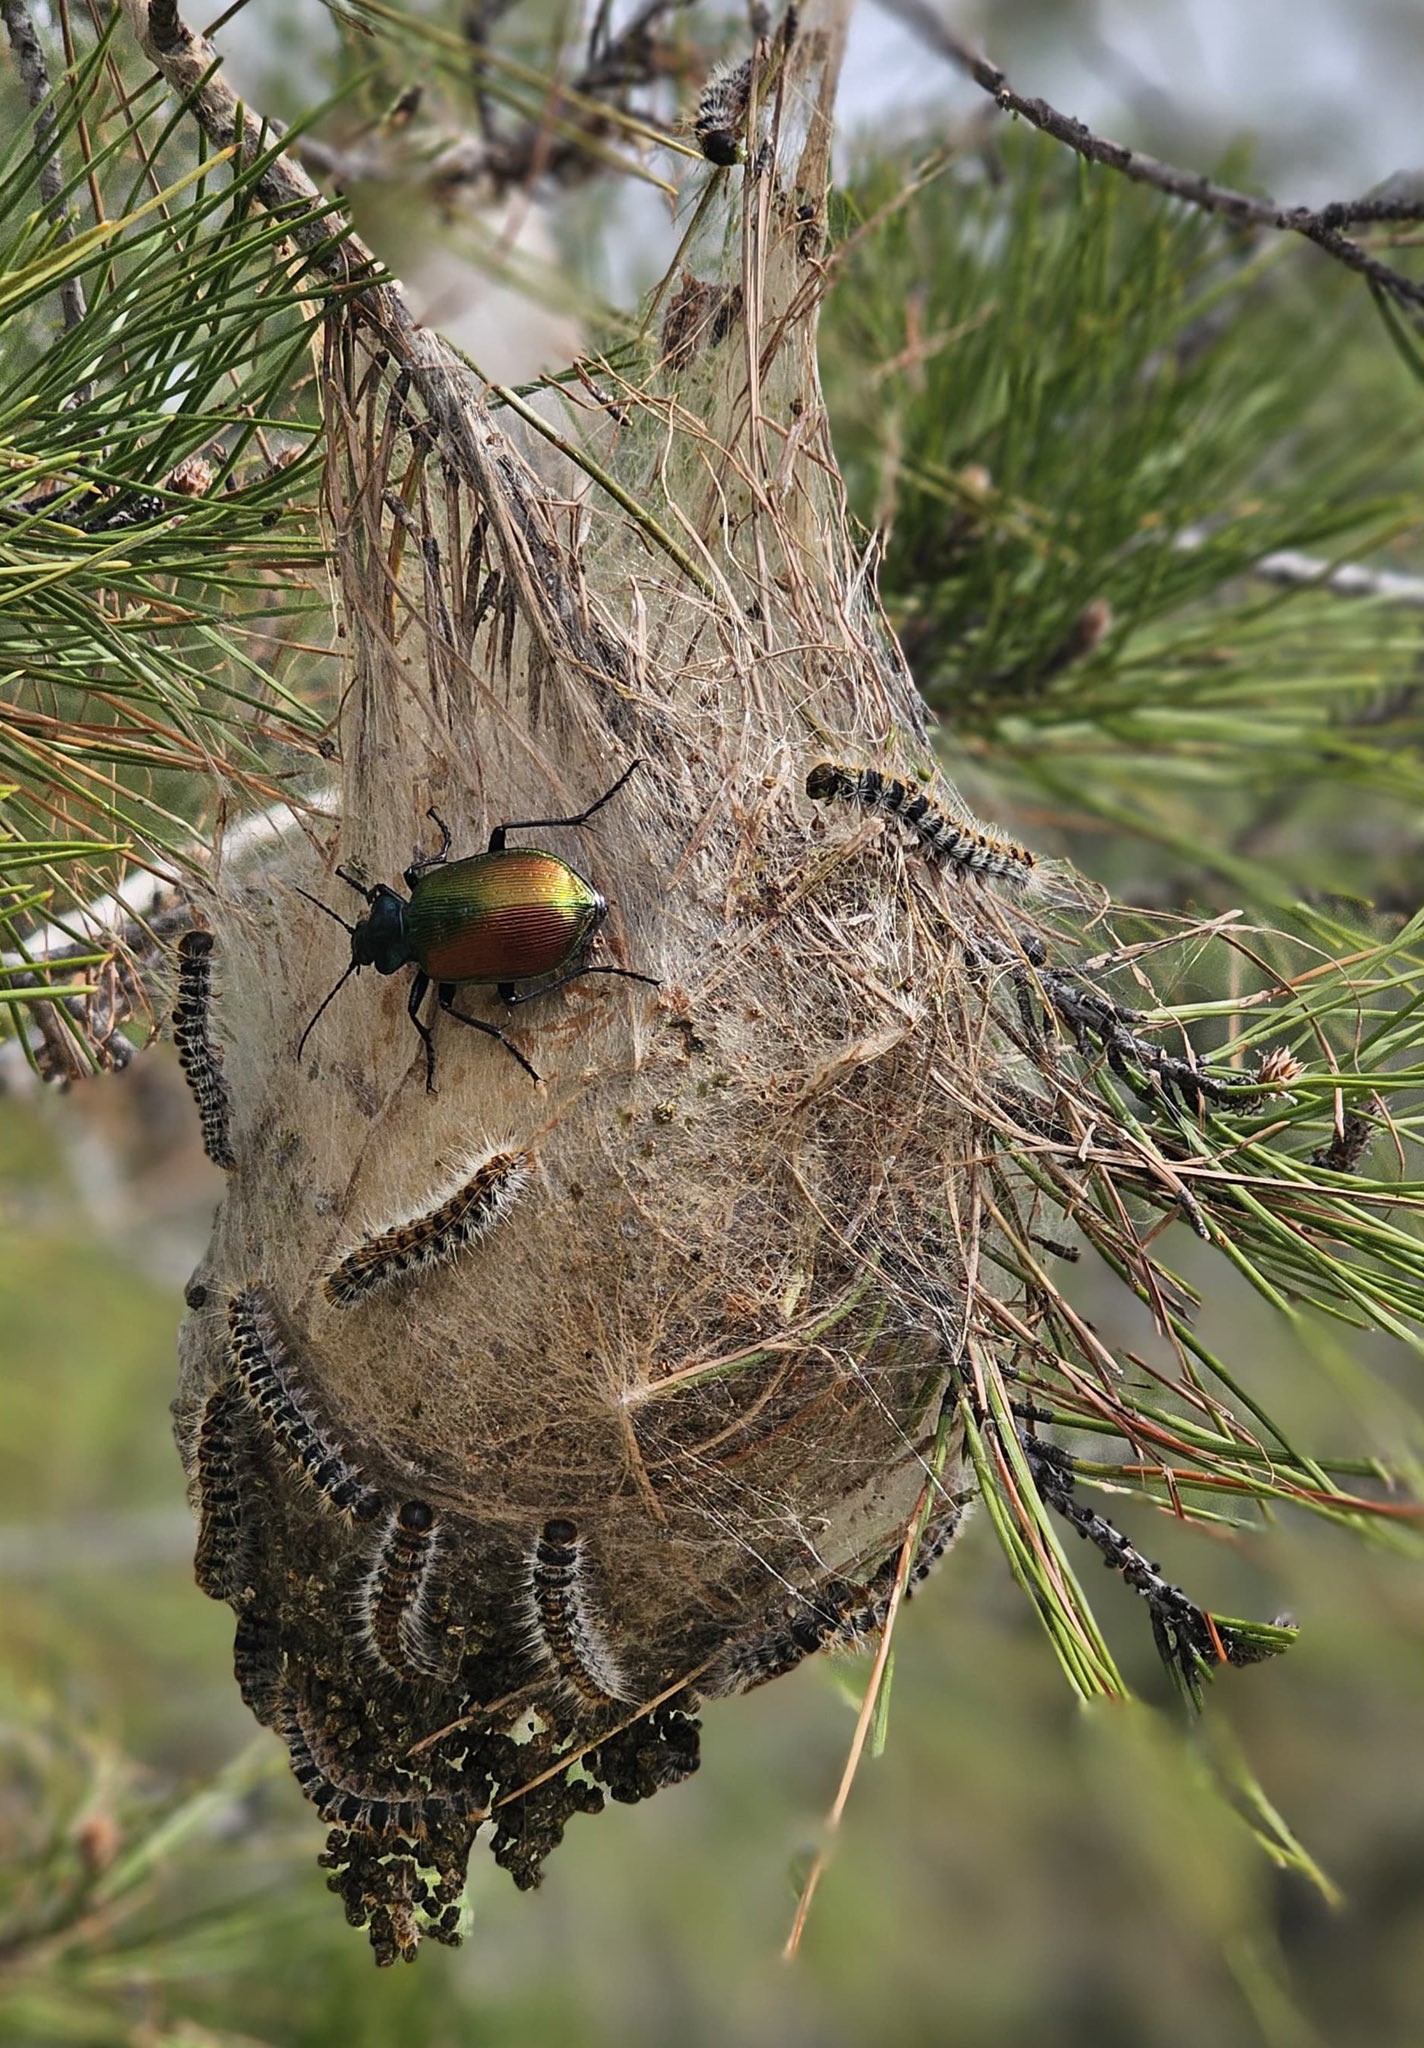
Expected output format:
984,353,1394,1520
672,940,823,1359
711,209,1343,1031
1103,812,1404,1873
875,0,1424,315
2,0,87,336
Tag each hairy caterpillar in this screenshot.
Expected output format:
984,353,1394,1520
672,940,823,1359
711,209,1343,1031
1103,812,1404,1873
359,1500,449,1681
324,1147,529,1308
806,761,1038,892
232,1608,283,1726
228,1287,383,1521
173,929,236,1169
526,1518,633,1709
192,1383,250,1601
694,58,752,164
702,1500,968,1698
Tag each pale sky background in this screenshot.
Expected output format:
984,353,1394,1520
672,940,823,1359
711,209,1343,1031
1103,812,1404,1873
219,0,1424,200
838,0,1423,201
216,0,1424,374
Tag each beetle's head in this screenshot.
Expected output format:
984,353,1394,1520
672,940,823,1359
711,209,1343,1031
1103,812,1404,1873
294,873,411,1067
351,886,409,976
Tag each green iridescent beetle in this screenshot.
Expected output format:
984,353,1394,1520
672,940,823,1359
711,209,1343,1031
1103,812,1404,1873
297,763,655,1088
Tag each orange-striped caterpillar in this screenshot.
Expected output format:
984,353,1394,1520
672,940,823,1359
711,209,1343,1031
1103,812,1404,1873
806,761,1038,893
324,1147,528,1308
359,1500,449,1682
173,930,235,1169
192,1383,249,1602
526,1518,633,1709
228,1287,383,1522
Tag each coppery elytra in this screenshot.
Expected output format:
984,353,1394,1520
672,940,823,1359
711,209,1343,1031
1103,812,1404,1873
296,762,657,1089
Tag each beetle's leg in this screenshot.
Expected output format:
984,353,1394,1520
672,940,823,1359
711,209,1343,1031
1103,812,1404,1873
436,983,541,1084
499,963,660,1008
403,809,454,888
487,759,641,852
405,971,438,1092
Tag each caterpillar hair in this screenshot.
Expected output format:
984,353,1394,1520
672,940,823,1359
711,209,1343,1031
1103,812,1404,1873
359,1500,449,1682
192,1382,250,1602
694,58,752,165
232,1609,283,1726
174,929,236,1169
806,761,1038,893
228,1287,383,1522
324,1147,529,1308
526,1518,634,1709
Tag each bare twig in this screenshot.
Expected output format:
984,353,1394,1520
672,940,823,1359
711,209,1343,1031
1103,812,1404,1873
2,0,88,334
1175,529,1424,609
874,0,1424,316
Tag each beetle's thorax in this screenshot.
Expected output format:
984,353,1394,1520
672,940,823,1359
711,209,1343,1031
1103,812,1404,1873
352,886,411,976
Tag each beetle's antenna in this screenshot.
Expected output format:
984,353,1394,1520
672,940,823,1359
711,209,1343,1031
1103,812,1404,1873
335,865,378,904
294,887,355,935
297,961,359,1063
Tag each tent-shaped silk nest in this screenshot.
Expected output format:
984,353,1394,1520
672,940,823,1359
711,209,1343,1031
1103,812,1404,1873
144,0,1298,1963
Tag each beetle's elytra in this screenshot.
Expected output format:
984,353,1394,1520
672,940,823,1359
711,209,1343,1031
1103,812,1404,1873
296,763,657,1089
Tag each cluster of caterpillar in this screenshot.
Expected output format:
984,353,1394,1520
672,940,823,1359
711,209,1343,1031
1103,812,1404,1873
324,1147,529,1308
358,1500,449,1682
526,1518,634,1709
806,761,1038,893
228,1287,383,1522
173,930,235,1169
277,1689,463,1836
